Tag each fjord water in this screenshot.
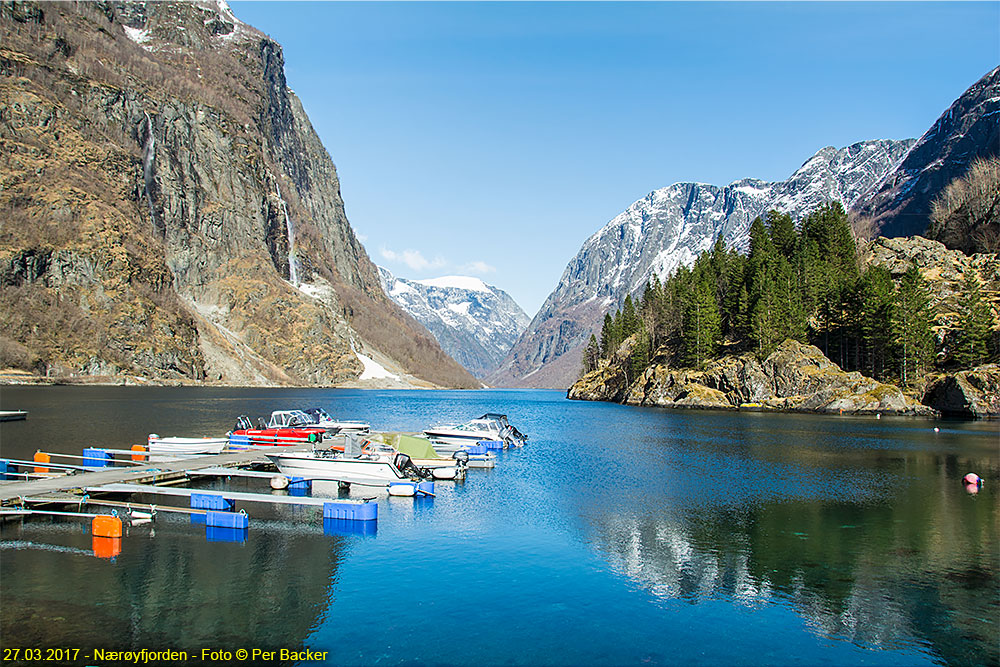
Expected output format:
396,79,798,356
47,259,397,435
0,387,996,666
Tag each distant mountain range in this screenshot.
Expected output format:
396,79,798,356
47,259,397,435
490,67,999,389
378,268,529,380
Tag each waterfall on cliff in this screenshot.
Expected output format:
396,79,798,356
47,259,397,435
275,183,299,285
141,112,157,225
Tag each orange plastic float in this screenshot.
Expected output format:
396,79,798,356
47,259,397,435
92,514,123,538
33,451,50,474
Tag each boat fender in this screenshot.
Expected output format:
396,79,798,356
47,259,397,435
432,467,458,480
388,483,416,497
270,475,290,490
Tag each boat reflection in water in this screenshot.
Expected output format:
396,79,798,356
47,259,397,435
0,512,344,653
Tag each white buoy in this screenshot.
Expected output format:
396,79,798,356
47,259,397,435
934,427,940,432
270,475,289,490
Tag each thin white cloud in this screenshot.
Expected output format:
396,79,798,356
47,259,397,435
380,247,446,272
460,260,496,274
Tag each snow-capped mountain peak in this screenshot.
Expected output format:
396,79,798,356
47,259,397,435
379,268,530,380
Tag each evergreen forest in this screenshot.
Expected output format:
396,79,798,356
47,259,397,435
583,203,997,387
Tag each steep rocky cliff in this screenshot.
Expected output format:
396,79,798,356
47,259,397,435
0,1,477,387
852,66,1000,241
378,268,529,380
491,140,913,389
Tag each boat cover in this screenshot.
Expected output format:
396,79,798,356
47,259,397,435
370,433,442,460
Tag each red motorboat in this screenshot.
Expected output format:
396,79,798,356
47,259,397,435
228,415,325,447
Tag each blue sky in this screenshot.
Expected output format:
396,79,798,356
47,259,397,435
229,1,998,317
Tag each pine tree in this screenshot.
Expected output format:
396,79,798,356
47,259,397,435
621,294,639,338
582,334,600,375
892,266,935,386
953,272,993,368
746,217,783,355
766,210,797,259
857,266,894,379
612,309,623,350
629,325,650,380
682,278,721,367
599,313,614,357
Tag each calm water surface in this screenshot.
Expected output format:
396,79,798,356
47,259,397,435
0,387,997,666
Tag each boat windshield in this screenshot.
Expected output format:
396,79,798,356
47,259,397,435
305,407,334,422
269,410,314,428
455,420,497,433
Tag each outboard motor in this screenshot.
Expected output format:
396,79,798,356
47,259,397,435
452,450,470,468
234,415,253,431
257,417,267,429
394,453,431,480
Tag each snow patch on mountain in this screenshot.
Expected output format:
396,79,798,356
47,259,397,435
379,268,530,379
356,352,399,381
415,276,490,292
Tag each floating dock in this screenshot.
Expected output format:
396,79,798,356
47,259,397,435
0,445,311,505
88,482,333,508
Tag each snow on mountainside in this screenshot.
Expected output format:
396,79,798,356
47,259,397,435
378,268,530,380
489,139,915,390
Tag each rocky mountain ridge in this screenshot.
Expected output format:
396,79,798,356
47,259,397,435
852,66,1000,241
490,139,915,389
0,1,477,388
378,267,530,380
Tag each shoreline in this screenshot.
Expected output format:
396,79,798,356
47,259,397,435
0,372,447,390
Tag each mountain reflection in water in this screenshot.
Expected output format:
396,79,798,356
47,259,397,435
574,440,997,667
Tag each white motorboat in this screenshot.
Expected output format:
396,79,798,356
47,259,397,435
423,418,506,449
147,434,228,458
266,408,370,437
266,450,431,486
424,414,527,451
303,407,371,435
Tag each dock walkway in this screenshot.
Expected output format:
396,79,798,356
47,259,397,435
0,446,309,505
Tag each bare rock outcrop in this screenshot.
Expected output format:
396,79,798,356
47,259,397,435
923,365,1000,418
571,340,936,416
